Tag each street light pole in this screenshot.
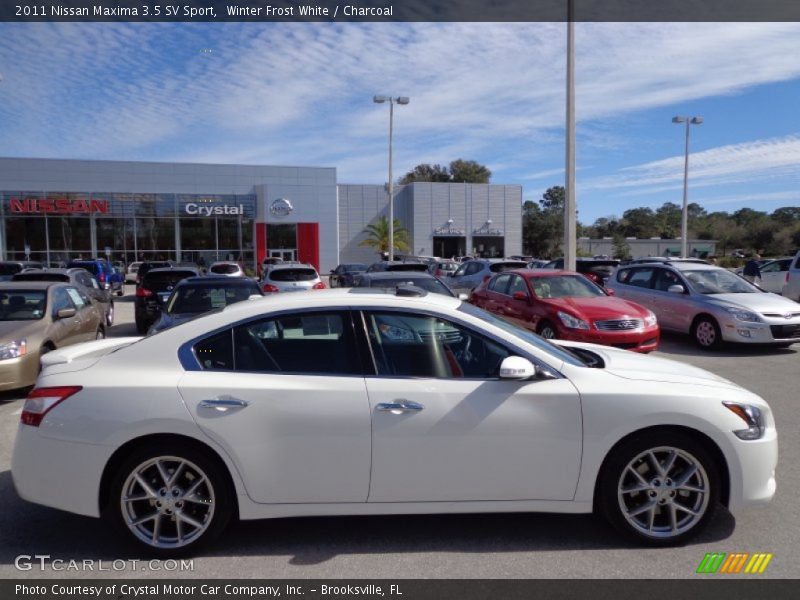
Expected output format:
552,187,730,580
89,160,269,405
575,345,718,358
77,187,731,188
374,95,410,262
672,115,703,258
564,2,577,271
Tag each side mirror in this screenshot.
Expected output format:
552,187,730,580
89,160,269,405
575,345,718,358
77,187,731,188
499,356,537,380
512,291,529,303
605,288,615,296
56,307,77,319
667,284,685,294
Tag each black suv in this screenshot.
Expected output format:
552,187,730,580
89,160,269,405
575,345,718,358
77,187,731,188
135,266,199,333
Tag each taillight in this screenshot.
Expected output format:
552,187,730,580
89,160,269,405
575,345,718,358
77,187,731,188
312,281,327,290
136,287,153,298
262,283,279,293
98,273,106,282
21,386,83,427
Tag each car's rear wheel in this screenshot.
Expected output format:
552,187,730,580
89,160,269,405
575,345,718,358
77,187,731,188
95,327,105,340
106,302,114,327
538,321,558,340
692,316,722,350
598,431,719,546
109,444,233,556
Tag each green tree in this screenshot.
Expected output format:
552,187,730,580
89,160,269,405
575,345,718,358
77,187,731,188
448,159,491,183
771,206,800,225
359,216,410,254
398,163,451,184
612,235,632,260
656,202,682,238
539,185,565,211
621,207,657,238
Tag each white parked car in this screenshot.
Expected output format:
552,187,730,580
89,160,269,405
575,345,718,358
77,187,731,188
12,290,777,554
125,261,142,284
207,261,245,277
260,263,326,293
782,251,800,303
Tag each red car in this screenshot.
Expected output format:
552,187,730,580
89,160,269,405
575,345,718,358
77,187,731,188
470,269,660,352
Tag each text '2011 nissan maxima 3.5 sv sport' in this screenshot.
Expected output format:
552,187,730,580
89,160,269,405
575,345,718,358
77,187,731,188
12,288,777,555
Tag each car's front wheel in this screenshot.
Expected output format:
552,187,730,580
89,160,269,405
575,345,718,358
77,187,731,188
109,443,233,555
598,431,719,546
692,316,722,350
538,320,558,340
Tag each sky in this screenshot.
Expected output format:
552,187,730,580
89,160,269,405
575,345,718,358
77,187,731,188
0,21,799,224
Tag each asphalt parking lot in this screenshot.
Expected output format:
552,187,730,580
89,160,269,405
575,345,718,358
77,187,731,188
0,285,798,579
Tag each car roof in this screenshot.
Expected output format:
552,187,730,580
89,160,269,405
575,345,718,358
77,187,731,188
360,272,437,280
176,276,258,286
504,269,587,278
269,263,316,271
624,261,718,271
146,267,199,275
209,261,241,266
0,281,68,290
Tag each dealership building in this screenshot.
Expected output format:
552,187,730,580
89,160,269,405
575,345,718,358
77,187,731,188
0,158,522,272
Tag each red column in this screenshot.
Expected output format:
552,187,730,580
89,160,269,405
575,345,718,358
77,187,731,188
296,222,320,271
255,223,267,275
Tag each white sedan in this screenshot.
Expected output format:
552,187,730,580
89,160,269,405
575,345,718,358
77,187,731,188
12,289,777,554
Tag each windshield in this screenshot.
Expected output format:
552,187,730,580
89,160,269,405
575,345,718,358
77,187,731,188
0,264,23,276
269,268,318,282
343,264,367,272
168,284,259,314
457,303,584,367
489,261,527,273
210,264,240,274
13,273,68,282
683,269,760,294
530,275,604,298
0,290,47,321
366,277,454,297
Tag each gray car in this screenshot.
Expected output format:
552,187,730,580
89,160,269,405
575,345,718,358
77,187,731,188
447,259,528,291
607,261,800,349
260,263,325,293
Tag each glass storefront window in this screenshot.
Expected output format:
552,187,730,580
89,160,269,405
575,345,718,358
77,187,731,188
136,218,175,256
4,217,47,257
266,224,297,249
49,216,92,255
96,218,135,260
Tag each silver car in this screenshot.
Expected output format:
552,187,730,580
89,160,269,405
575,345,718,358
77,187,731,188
260,263,325,293
607,261,800,349
448,259,528,291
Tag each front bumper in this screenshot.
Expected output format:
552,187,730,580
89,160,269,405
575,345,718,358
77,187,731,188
0,353,40,391
725,428,778,512
558,325,660,353
719,317,800,345
12,424,113,517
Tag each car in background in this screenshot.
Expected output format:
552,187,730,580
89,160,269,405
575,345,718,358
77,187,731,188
0,261,45,282
740,258,792,294
541,258,620,287
365,261,430,274
527,259,549,269
624,257,709,266
355,272,463,298
261,263,326,293
67,259,124,296
428,260,459,278
447,259,528,291
135,261,173,285
470,270,659,352
329,263,368,288
13,288,777,553
135,266,200,334
782,251,800,302
12,268,115,327
148,276,263,334
125,262,142,283
608,261,800,349
208,261,245,277
0,281,106,391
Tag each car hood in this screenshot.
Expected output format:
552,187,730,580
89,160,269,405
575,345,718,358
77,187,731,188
703,292,800,313
543,296,649,320
557,340,741,390
0,319,48,340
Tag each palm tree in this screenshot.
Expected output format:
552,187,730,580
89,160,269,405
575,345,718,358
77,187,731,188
359,216,410,254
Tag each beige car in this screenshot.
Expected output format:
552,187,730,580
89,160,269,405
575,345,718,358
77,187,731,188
0,282,106,391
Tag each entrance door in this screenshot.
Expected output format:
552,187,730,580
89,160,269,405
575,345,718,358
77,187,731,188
269,249,296,261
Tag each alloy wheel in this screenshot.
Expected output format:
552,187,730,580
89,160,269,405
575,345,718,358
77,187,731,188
120,456,215,549
695,320,717,347
617,446,710,539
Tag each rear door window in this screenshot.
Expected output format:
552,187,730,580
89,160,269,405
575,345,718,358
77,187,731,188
623,268,655,288
489,274,512,294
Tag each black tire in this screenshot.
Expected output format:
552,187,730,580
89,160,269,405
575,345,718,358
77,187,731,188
598,430,719,546
95,327,105,340
117,289,124,297
538,320,558,340
136,319,148,335
107,441,234,556
106,302,115,327
692,316,722,350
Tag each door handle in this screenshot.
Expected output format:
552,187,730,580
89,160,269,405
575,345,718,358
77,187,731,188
376,401,425,414
199,397,249,412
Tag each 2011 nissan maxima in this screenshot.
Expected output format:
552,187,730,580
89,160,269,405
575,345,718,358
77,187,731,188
12,288,777,554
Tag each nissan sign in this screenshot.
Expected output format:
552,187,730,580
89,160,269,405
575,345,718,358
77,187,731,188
184,203,244,216
269,198,294,217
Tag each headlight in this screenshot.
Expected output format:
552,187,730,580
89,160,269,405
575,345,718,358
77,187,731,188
726,307,761,322
557,311,590,330
644,311,657,327
723,402,766,440
0,339,27,361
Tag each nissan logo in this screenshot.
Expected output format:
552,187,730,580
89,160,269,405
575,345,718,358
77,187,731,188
270,198,294,217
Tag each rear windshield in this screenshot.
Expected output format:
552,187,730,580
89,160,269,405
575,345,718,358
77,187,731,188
144,271,197,289
168,284,259,314
12,273,69,282
386,263,429,272
0,290,47,321
0,264,23,276
269,268,318,282
210,264,240,274
69,262,101,275
343,264,367,272
365,277,454,296
489,261,527,273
